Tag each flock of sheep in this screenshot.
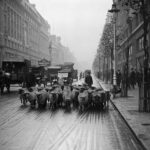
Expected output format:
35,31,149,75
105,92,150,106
19,83,110,111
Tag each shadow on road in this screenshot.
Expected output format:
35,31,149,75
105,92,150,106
17,102,110,123
77,105,109,123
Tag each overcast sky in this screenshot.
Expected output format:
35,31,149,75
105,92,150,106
30,0,112,68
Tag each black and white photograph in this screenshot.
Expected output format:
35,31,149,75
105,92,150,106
0,0,150,149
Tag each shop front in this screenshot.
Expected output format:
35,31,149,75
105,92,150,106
2,53,31,84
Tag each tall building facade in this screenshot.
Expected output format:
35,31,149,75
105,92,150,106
0,0,50,70
50,35,76,66
50,35,64,65
115,0,150,72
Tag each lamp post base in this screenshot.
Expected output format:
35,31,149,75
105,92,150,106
111,84,117,98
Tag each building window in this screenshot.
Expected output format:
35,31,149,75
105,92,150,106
118,52,122,62
138,36,144,51
138,13,143,23
147,34,149,47
4,14,7,32
11,9,13,37
24,30,27,46
5,39,7,46
138,35,149,50
135,14,139,27
8,40,10,47
129,21,132,34
12,42,14,49
15,43,17,49
9,41,12,48
129,45,133,57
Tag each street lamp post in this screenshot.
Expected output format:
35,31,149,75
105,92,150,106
108,2,120,97
49,41,52,66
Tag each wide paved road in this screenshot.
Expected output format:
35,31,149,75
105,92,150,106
0,92,144,150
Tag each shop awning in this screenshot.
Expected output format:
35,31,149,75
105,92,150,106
3,58,24,62
46,66,61,69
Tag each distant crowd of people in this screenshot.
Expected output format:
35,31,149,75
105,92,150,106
116,68,144,89
0,66,95,96
24,70,74,90
0,68,74,95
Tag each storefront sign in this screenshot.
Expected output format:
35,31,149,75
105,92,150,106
58,73,68,78
38,59,50,66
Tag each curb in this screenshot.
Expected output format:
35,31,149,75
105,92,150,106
110,99,147,150
95,77,147,150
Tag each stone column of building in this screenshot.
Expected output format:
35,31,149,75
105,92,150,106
50,34,76,66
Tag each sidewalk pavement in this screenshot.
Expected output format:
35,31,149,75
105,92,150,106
99,80,150,150
0,85,20,98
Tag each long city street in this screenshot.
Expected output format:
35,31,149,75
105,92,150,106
0,85,144,150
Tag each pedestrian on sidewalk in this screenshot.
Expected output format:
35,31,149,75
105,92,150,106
130,68,136,89
5,72,11,93
116,69,122,88
136,70,143,88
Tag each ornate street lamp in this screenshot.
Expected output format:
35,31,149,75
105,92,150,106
108,2,120,97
